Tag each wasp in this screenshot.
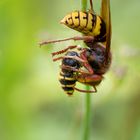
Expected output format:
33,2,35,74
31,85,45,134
40,0,112,95
54,47,97,95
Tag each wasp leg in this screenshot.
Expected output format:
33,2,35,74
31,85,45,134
77,74,103,91
52,45,78,56
52,57,65,62
58,49,95,74
74,87,96,93
53,56,86,62
80,50,94,75
59,54,94,75
39,36,94,46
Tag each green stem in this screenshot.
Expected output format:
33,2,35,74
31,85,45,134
81,0,88,11
81,0,92,140
83,86,91,140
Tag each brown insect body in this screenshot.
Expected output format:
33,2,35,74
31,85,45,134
84,42,111,74
71,43,111,91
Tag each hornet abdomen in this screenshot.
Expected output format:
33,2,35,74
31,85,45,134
60,11,106,42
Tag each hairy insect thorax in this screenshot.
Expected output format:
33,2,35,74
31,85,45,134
60,11,106,42
85,44,111,74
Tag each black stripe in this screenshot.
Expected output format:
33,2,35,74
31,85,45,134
73,11,80,28
67,92,73,95
62,87,74,91
67,15,74,26
65,20,68,24
79,11,81,27
59,79,76,85
71,13,74,26
77,11,80,27
75,11,79,19
61,70,73,77
79,12,88,29
82,12,88,28
79,12,87,29
95,18,106,42
84,12,88,28
93,14,96,27
86,12,89,28
90,13,96,32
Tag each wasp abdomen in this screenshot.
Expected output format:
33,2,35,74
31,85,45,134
59,72,76,95
60,11,106,42
59,51,81,95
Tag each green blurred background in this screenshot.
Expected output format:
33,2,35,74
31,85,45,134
0,0,140,140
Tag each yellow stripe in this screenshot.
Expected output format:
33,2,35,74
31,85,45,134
92,16,101,36
61,84,75,88
86,13,93,31
60,71,64,76
61,11,103,37
72,11,79,27
59,75,75,81
65,14,73,26
64,90,74,94
79,12,87,29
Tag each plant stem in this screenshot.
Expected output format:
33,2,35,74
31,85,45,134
83,86,91,140
81,1,92,140
81,0,88,11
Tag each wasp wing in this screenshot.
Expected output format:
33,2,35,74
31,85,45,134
101,0,111,60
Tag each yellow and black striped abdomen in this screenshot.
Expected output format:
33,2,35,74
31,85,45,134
60,11,106,42
59,71,76,95
58,51,81,95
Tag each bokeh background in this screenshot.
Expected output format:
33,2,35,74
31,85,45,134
0,0,140,140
